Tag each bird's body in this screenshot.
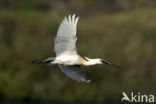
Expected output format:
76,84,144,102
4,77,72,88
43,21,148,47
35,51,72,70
53,55,80,65
33,14,120,83
50,55,103,66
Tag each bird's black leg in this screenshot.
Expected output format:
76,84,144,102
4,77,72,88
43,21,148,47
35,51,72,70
32,59,44,64
32,58,54,64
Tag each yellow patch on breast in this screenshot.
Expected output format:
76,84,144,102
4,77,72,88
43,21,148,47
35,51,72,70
77,57,85,65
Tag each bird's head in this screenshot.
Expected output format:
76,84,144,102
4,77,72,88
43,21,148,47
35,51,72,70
83,57,104,65
95,58,120,68
83,56,120,68
94,58,104,65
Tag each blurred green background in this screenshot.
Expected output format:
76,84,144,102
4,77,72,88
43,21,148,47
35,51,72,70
0,0,156,103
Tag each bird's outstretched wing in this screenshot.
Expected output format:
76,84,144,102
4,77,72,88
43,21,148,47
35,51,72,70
58,65,91,83
54,14,79,56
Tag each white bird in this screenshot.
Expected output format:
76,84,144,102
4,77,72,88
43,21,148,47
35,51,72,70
33,14,120,83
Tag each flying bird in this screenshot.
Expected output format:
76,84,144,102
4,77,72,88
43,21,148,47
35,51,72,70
33,14,120,83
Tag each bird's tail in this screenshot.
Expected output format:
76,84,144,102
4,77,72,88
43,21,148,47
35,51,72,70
102,60,120,69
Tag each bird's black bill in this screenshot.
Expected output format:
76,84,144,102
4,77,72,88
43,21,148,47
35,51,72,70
111,63,120,69
102,60,120,69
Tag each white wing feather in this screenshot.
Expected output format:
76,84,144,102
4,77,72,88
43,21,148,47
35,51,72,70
54,14,91,83
59,65,91,83
54,14,79,56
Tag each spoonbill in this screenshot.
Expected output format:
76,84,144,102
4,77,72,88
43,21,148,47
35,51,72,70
33,14,120,83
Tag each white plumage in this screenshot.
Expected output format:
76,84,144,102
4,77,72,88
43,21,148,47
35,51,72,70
33,14,120,83
54,14,78,56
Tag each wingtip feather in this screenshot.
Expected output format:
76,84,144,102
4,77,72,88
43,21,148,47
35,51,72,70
72,14,76,25
68,14,72,24
75,16,79,27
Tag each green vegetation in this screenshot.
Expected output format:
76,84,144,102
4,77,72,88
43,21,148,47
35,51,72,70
0,0,156,103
